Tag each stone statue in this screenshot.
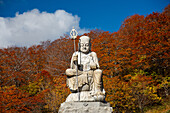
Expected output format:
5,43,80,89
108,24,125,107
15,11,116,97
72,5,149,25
59,35,113,113
65,36,105,102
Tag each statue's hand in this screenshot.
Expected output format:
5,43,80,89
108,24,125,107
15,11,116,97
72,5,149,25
90,62,96,69
73,54,78,61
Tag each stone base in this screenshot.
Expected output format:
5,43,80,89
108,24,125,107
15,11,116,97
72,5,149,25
58,102,113,113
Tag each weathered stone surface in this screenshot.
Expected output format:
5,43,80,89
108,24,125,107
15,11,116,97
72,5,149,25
58,102,113,113
59,35,113,113
65,36,105,102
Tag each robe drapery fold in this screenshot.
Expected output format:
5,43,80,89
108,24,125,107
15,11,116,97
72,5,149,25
66,71,94,91
67,51,99,91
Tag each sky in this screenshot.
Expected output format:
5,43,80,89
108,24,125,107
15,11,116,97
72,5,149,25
0,0,169,48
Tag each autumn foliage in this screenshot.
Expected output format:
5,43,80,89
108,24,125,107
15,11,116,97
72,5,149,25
0,5,169,113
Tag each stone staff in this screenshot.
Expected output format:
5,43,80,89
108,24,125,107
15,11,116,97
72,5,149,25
70,27,80,101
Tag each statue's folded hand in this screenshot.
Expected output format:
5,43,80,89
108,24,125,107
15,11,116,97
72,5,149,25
90,62,97,69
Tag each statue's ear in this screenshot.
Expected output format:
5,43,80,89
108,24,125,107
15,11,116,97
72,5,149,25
78,39,81,51
89,39,91,52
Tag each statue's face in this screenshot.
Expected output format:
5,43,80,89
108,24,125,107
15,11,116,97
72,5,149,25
80,37,90,53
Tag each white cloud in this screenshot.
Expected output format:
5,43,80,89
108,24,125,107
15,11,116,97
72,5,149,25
0,9,87,48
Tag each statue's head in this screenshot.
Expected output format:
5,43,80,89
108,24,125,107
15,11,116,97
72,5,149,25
78,36,91,53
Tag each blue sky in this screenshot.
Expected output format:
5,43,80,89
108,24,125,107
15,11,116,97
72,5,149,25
0,0,169,48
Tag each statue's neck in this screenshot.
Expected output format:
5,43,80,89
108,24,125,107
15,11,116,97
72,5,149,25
79,51,91,55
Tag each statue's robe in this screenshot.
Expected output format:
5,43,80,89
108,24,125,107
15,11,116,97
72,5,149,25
67,51,100,91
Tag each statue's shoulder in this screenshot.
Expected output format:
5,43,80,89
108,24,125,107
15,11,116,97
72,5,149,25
74,51,79,54
72,51,79,56
89,51,97,57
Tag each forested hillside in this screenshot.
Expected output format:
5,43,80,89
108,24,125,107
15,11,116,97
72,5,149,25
0,5,169,113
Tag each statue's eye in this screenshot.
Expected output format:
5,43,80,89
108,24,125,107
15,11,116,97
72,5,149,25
81,44,84,47
80,43,89,47
85,44,89,46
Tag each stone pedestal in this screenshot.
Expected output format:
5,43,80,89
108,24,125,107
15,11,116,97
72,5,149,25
58,102,113,113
